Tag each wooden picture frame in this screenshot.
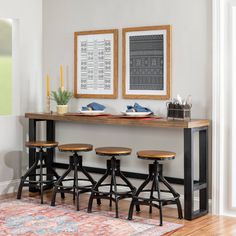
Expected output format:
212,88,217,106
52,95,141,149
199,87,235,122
122,25,171,100
74,29,118,98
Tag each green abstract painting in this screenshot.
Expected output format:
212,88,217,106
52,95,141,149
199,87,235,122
0,19,12,115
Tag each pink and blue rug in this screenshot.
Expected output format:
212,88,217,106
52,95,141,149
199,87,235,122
0,198,182,235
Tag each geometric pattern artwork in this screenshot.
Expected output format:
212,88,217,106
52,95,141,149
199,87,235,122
122,25,171,100
0,198,183,235
74,29,118,99
130,35,164,91
80,39,112,91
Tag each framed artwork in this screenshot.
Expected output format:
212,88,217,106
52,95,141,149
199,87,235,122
74,29,118,98
122,25,171,99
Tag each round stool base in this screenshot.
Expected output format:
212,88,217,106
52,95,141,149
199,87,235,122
51,152,97,211
128,161,183,226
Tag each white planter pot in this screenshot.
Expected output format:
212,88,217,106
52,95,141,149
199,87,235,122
56,105,68,115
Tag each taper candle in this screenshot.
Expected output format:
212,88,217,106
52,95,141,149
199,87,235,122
46,74,50,97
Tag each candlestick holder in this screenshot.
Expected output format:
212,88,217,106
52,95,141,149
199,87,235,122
45,95,51,113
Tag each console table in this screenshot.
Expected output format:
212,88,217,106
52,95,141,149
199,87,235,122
25,112,210,220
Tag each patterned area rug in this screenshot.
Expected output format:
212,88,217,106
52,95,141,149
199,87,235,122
0,198,182,236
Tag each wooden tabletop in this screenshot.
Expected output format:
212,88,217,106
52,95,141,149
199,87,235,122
25,112,210,129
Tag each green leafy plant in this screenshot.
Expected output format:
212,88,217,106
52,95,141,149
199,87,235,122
51,88,73,105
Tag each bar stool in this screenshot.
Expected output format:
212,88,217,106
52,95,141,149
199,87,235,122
128,150,183,226
87,147,136,218
17,141,64,204
51,143,98,210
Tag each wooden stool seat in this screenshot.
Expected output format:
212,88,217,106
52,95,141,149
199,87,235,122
25,141,58,148
95,147,132,156
58,143,93,152
137,150,176,160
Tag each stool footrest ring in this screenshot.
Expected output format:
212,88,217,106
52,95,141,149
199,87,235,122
133,195,179,203
23,179,57,184
92,189,135,196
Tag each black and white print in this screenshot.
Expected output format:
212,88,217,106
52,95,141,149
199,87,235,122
77,34,114,95
124,27,170,98
129,34,164,91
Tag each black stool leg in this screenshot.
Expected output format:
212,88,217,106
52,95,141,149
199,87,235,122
76,153,101,205
110,157,119,218
73,154,78,202
116,162,138,212
117,168,135,192
73,161,76,201
88,168,110,213
128,172,153,220
17,155,39,199
79,161,96,185
74,154,80,211
149,173,156,214
39,149,44,204
51,163,73,206
159,202,163,226
135,203,141,212
155,168,163,226
159,170,183,219
109,172,113,207
112,170,119,218
46,160,65,199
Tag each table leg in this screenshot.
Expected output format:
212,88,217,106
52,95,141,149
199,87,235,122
46,120,55,186
199,128,208,212
29,119,37,192
184,128,194,220
184,127,208,220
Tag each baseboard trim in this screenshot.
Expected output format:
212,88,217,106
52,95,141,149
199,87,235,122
53,162,185,185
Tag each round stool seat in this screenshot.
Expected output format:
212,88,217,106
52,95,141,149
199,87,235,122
25,141,58,148
137,150,175,160
95,147,132,156
58,143,93,152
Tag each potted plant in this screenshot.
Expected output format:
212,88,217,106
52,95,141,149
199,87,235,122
51,88,73,114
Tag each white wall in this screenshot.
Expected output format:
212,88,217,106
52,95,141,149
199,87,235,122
43,0,212,198
0,0,42,194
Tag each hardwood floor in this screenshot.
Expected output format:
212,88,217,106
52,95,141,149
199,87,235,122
2,191,236,235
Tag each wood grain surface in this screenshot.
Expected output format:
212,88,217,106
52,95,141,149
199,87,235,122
25,112,210,129
58,143,93,152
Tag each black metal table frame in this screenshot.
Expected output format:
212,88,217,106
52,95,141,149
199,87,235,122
28,118,208,220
